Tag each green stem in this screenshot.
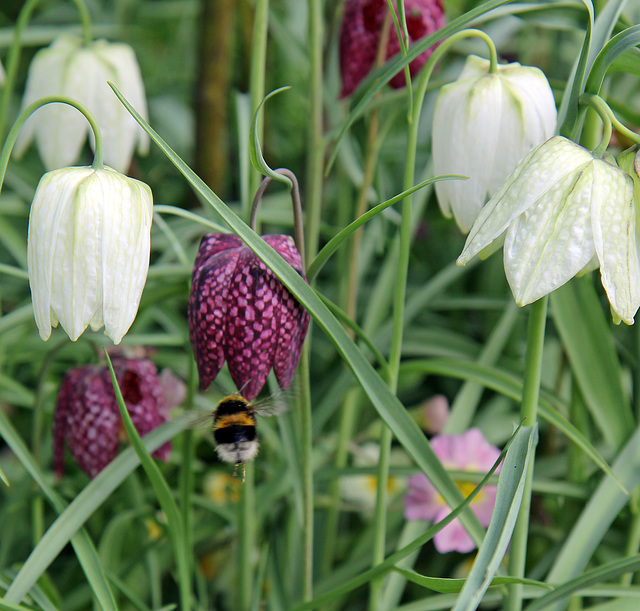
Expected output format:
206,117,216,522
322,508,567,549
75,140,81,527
580,93,640,153
298,344,314,602
304,0,324,261
0,0,93,141
248,0,269,201
238,461,256,611
0,96,104,197
368,28,501,609
506,296,548,611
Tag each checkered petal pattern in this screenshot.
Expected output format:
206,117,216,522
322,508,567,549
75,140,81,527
339,0,445,98
188,233,310,400
53,358,171,478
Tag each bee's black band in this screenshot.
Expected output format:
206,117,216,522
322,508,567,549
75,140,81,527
216,398,254,417
214,424,257,445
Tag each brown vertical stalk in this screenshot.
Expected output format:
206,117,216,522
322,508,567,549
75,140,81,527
195,0,235,198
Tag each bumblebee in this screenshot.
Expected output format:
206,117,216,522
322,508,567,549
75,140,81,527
202,392,287,475
212,394,260,465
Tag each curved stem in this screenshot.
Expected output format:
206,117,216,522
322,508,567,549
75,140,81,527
0,0,93,141
249,168,306,269
0,96,104,198
580,92,640,155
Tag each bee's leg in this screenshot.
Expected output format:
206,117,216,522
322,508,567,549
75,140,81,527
232,462,247,483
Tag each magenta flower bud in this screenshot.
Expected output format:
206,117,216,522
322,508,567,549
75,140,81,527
188,233,310,400
53,358,172,478
339,0,445,98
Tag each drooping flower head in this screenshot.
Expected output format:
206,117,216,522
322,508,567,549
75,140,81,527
339,0,445,98
53,358,173,478
27,165,153,343
15,35,149,172
188,233,310,400
433,55,557,233
458,136,640,324
404,428,502,553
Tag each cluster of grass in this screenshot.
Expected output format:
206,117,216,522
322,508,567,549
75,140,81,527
1,0,640,610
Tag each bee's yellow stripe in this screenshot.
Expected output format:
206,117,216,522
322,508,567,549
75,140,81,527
214,412,256,430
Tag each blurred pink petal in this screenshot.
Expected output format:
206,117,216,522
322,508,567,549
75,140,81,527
404,428,502,553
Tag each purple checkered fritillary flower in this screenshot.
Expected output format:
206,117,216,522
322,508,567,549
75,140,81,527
404,428,502,553
188,233,310,400
339,0,445,98
53,358,172,478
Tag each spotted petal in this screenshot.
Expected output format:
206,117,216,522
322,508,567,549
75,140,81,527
591,161,640,324
189,242,241,390
224,251,280,400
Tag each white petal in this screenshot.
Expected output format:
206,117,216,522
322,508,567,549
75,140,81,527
489,67,557,195
433,70,503,232
28,167,99,340
97,168,153,343
504,162,595,305
591,162,640,324
458,137,593,264
15,36,84,167
92,41,149,171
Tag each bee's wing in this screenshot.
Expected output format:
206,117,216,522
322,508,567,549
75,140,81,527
252,393,290,418
182,409,216,429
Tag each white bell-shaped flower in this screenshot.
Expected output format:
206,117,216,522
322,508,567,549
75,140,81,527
458,136,640,325
27,165,153,343
433,55,557,233
15,35,149,173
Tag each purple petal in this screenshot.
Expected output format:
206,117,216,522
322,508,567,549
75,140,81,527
65,367,121,478
192,233,243,277
224,249,280,400
111,358,171,461
189,245,241,390
263,235,310,390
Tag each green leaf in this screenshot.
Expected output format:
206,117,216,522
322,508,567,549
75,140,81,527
394,567,552,594
0,410,191,607
529,555,640,610
551,278,633,449
585,25,640,94
543,423,640,611
399,358,625,492
452,426,538,611
306,175,463,281
104,352,192,611
0,411,118,610
557,0,594,138
291,426,520,611
110,82,487,547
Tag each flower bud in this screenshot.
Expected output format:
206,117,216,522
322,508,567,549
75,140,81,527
27,165,153,343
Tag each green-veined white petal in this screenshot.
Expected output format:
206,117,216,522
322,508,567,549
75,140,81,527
27,166,153,343
433,55,557,233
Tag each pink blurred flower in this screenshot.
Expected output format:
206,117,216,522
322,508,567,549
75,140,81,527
188,233,309,400
339,0,445,98
404,428,502,553
53,358,173,478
